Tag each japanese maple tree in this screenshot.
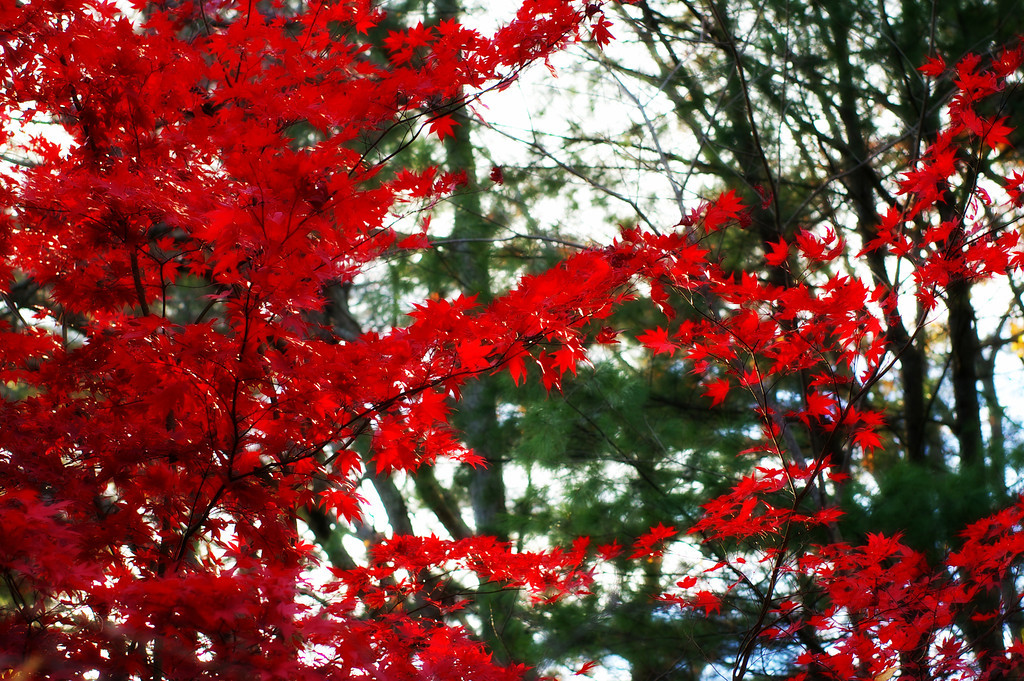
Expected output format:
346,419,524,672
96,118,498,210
0,0,617,676
2,0,1024,679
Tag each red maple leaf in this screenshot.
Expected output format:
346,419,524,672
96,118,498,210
703,189,745,232
918,54,946,77
574,661,599,676
630,523,677,559
590,16,614,47
703,377,730,407
636,326,678,356
428,114,460,140
398,232,432,249
764,237,789,266
506,352,528,386
597,540,623,561
691,590,721,615
982,116,1013,149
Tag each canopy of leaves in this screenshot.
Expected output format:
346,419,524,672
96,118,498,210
2,1,1024,681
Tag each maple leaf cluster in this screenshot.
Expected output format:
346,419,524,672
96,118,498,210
644,47,1024,681
0,0,622,677
2,0,1024,679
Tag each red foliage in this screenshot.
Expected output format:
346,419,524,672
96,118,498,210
1,0,1024,679
0,0,613,677
650,49,1024,681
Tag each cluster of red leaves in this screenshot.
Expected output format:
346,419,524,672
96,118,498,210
340,534,594,612
0,0,628,677
3,0,1024,678
787,497,1024,681
648,49,1024,681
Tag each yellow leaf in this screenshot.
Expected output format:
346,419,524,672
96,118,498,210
874,667,898,681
